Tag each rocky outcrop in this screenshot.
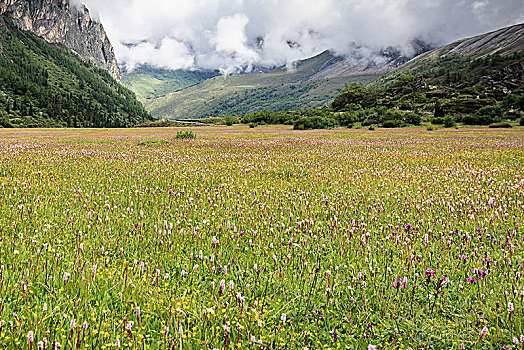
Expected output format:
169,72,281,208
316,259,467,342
0,0,120,81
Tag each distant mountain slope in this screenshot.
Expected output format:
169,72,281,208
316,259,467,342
145,51,379,119
311,39,433,80
0,0,121,81
0,15,152,128
330,22,524,126
398,23,524,73
141,38,433,119
122,66,219,103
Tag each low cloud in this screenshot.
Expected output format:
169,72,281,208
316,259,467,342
79,0,524,73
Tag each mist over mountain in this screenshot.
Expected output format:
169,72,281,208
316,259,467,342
80,0,524,75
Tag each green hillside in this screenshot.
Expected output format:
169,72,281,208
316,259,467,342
145,51,377,119
0,16,153,128
329,24,524,128
122,66,219,102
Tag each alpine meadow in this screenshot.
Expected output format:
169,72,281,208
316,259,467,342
1,0,524,349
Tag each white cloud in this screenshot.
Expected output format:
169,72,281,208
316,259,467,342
78,0,524,72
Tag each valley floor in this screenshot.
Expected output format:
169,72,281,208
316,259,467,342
0,126,523,349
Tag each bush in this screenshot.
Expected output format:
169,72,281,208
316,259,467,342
431,117,445,125
368,125,375,131
175,131,196,139
520,117,524,126
248,123,257,128
405,113,422,126
427,126,434,131
293,116,335,130
224,115,238,126
488,122,512,128
382,119,405,128
443,116,456,128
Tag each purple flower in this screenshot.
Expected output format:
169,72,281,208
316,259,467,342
424,268,435,279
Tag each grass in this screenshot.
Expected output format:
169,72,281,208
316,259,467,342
0,126,523,349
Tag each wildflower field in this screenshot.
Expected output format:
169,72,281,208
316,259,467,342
0,126,523,350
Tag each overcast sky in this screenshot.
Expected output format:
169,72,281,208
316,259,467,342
79,0,524,74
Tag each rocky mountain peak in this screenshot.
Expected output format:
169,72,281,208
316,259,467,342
0,0,121,81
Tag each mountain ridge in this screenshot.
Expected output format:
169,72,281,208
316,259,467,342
0,0,121,81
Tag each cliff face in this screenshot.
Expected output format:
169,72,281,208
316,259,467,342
0,0,121,81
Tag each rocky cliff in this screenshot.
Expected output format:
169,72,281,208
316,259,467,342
0,0,120,81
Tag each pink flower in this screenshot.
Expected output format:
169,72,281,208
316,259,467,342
480,326,488,337
28,331,34,343
424,268,435,279
508,302,514,312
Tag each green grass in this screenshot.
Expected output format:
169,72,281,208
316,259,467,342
0,126,523,349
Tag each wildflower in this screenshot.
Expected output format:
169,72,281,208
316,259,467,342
281,313,287,323
115,337,121,348
28,331,34,343
220,279,225,294
508,302,514,312
43,303,47,312
368,345,376,350
164,326,169,334
481,326,488,337
229,280,234,291
83,322,88,330
37,341,44,349
513,337,519,345
460,344,465,350
63,272,70,283
424,268,435,279
70,318,75,330
126,321,134,332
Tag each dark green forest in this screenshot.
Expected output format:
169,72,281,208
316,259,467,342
0,16,153,128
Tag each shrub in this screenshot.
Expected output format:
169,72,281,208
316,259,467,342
443,116,456,128
175,131,196,139
382,119,405,128
520,117,524,126
224,115,238,126
431,117,445,125
427,126,434,131
248,123,257,128
488,122,512,128
368,125,375,131
405,113,422,126
293,116,335,130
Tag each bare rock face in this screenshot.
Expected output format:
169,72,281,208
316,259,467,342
0,0,121,81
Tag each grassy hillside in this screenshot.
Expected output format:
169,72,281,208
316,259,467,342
0,16,152,128
145,51,378,119
122,66,219,102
